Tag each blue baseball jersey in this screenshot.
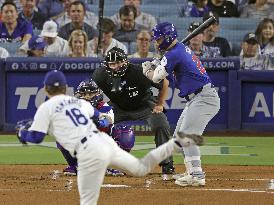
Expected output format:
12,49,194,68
163,42,211,98
0,19,33,42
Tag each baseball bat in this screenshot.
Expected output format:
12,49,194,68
180,16,216,44
96,0,105,55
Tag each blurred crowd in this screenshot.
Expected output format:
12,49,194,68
0,0,273,70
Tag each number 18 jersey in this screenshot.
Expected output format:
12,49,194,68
29,94,98,155
163,42,211,98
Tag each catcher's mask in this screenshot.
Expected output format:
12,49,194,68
103,47,128,78
74,79,103,107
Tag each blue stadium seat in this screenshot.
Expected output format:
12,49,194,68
140,4,180,17
220,18,260,31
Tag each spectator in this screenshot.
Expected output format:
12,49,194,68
58,0,98,41
0,46,9,58
187,21,208,58
0,1,33,43
128,30,158,58
240,0,273,19
190,0,211,17
240,32,273,69
88,17,127,57
27,35,47,57
18,20,69,57
113,5,146,45
67,29,89,57
18,0,47,30
202,12,232,57
111,0,157,31
255,18,274,56
37,0,64,19
208,0,239,17
52,0,98,29
0,0,21,11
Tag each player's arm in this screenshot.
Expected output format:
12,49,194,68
142,59,168,83
153,78,169,113
17,105,49,144
87,102,113,128
18,130,46,144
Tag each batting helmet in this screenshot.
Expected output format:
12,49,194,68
111,125,135,152
103,47,128,78
74,79,103,107
152,22,177,51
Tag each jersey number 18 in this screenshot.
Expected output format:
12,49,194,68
66,108,88,126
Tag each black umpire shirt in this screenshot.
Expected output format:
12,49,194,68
92,63,162,111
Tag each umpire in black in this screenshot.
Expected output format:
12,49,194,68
92,47,174,179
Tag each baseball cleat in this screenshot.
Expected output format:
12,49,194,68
105,169,125,176
175,173,205,187
172,172,188,180
161,161,175,181
63,166,77,176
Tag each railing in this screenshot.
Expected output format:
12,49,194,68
1,57,274,132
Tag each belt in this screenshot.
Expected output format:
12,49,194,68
74,130,99,156
184,84,214,101
80,130,98,144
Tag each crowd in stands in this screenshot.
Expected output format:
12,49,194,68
0,0,272,70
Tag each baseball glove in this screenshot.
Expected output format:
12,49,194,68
15,119,33,144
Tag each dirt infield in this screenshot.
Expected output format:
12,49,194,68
0,165,274,205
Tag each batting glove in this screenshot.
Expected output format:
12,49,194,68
142,61,153,74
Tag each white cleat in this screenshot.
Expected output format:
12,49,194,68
162,174,174,181
175,174,206,187
172,172,188,180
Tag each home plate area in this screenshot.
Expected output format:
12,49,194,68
0,164,273,205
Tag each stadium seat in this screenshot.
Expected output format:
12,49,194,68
220,18,260,31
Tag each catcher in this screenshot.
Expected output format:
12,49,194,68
57,79,135,176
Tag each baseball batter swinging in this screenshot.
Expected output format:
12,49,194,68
16,70,187,205
143,22,220,186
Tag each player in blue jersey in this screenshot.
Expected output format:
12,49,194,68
142,22,220,187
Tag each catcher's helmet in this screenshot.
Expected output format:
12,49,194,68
112,125,135,152
152,22,177,51
74,79,103,107
103,47,128,77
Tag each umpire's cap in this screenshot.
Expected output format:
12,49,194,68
44,70,67,87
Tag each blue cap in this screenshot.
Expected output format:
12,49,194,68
44,70,67,87
28,36,47,50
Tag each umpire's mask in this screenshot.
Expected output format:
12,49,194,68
103,47,128,92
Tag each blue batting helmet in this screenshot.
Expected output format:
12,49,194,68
152,22,177,51
112,125,135,152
